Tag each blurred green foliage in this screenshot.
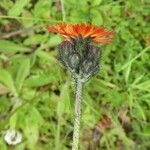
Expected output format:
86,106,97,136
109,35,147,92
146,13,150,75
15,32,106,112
0,0,150,150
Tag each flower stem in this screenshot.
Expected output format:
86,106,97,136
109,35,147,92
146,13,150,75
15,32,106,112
72,78,83,150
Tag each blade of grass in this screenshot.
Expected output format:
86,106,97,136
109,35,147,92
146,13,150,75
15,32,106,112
60,0,66,21
0,15,61,22
119,46,150,71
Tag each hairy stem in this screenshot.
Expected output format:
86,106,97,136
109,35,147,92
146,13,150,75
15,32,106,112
72,79,83,150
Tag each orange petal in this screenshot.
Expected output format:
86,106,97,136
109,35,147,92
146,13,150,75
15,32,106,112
83,24,94,37
47,25,58,33
47,23,114,44
91,26,105,35
98,31,114,37
94,37,113,44
65,24,78,36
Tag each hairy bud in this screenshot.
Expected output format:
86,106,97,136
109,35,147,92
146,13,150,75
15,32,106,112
57,38,101,81
69,53,80,70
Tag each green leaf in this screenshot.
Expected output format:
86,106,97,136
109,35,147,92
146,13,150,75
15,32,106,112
16,58,30,91
24,107,43,147
92,0,102,6
125,62,131,83
57,82,71,116
90,9,103,25
36,50,56,63
25,72,57,87
119,47,150,71
26,125,39,141
48,35,62,47
0,40,30,53
24,124,39,148
143,124,150,137
0,139,7,150
134,102,146,121
25,107,44,126
110,128,134,147
9,113,18,129
33,0,51,19
0,69,17,96
8,0,30,17
135,81,150,92
111,5,121,17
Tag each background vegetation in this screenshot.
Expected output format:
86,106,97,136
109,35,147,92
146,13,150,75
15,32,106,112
0,0,150,150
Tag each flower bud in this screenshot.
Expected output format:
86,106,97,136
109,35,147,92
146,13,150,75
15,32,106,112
58,38,101,81
81,60,93,74
69,53,80,71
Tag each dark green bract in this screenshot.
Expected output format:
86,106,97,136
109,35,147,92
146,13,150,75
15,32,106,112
58,38,101,81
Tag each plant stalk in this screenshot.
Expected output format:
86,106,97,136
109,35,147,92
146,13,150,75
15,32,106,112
72,78,83,150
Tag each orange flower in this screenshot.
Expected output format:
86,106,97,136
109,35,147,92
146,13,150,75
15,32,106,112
47,23,114,44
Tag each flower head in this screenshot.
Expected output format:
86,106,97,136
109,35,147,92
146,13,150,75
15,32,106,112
47,23,114,44
4,129,22,145
47,23,114,81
